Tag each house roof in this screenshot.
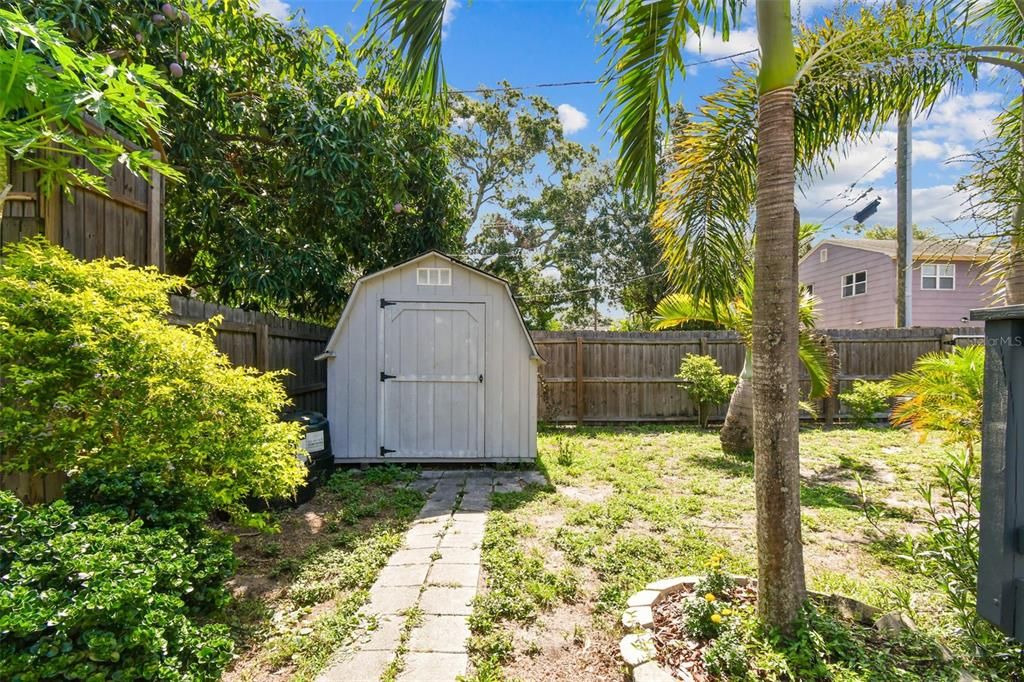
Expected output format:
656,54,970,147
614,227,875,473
803,238,997,264
318,250,542,361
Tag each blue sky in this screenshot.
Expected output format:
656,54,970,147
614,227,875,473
263,0,1016,238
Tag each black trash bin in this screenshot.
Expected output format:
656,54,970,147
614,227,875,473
284,411,333,505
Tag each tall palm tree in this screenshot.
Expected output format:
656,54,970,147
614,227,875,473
654,272,832,455
361,0,957,632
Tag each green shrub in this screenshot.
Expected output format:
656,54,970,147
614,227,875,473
840,380,891,426
0,492,233,681
903,450,1021,676
890,345,984,452
0,238,305,524
675,355,737,428
703,624,748,678
64,464,236,611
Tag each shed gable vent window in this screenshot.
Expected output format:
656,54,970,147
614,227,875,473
841,271,866,298
416,267,452,286
819,248,828,263
921,263,955,290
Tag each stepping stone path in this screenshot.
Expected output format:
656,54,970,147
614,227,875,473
318,469,546,682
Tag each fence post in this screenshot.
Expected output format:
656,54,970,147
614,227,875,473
575,335,584,426
699,336,708,356
255,322,271,371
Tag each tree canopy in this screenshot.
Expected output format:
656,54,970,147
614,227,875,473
13,0,467,321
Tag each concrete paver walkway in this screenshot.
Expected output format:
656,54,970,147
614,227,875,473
317,469,544,682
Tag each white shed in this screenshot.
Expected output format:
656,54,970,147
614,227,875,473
317,251,542,463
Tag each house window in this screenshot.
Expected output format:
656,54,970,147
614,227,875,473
841,271,866,298
416,267,451,286
921,263,955,290
819,248,828,263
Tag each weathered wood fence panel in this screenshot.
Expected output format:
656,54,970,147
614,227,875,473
168,296,331,414
0,141,165,270
532,327,984,425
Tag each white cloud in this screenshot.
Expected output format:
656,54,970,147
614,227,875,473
684,27,759,60
256,0,290,20
557,104,588,134
913,90,1002,145
452,115,476,131
442,0,460,38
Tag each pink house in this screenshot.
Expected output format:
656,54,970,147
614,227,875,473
798,238,1000,329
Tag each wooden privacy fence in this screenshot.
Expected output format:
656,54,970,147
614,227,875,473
532,327,985,425
169,297,332,414
1,133,165,270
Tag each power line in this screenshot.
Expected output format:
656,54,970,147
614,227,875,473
446,49,761,95
816,154,889,207
514,269,666,301
818,187,874,227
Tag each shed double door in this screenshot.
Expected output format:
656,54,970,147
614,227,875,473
380,301,485,458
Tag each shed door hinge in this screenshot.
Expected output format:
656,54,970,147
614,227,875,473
380,446,396,457
380,298,396,308
479,373,484,383
380,371,396,382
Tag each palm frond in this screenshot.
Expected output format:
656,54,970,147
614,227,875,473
362,0,447,102
654,5,966,308
596,0,743,202
653,292,728,330
798,330,832,399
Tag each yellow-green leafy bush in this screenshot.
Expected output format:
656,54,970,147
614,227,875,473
0,238,305,521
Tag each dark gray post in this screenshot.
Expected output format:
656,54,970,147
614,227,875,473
971,305,1024,640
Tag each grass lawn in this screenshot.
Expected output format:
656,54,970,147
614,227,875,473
217,467,427,682
464,425,959,681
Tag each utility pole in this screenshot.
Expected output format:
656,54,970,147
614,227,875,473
896,0,912,327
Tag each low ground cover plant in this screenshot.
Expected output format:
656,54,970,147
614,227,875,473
0,238,306,524
0,492,233,681
224,468,427,681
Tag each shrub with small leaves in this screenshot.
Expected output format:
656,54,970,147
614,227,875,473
676,355,738,428
0,238,306,525
64,463,236,611
0,492,233,681
840,380,892,426
703,623,748,678
682,561,738,641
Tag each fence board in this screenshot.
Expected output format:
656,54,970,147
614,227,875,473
532,328,984,424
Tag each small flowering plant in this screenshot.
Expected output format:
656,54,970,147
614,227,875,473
682,555,738,641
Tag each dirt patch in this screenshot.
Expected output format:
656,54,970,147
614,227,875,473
498,602,626,682
557,484,614,504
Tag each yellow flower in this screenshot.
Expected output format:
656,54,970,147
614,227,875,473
721,608,732,616
705,593,716,603
711,614,723,624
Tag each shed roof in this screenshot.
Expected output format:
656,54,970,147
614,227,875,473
319,250,542,361
802,238,997,264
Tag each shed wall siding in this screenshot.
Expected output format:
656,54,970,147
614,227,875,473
326,254,536,461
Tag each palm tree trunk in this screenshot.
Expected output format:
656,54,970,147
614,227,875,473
752,0,806,633
720,348,754,455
